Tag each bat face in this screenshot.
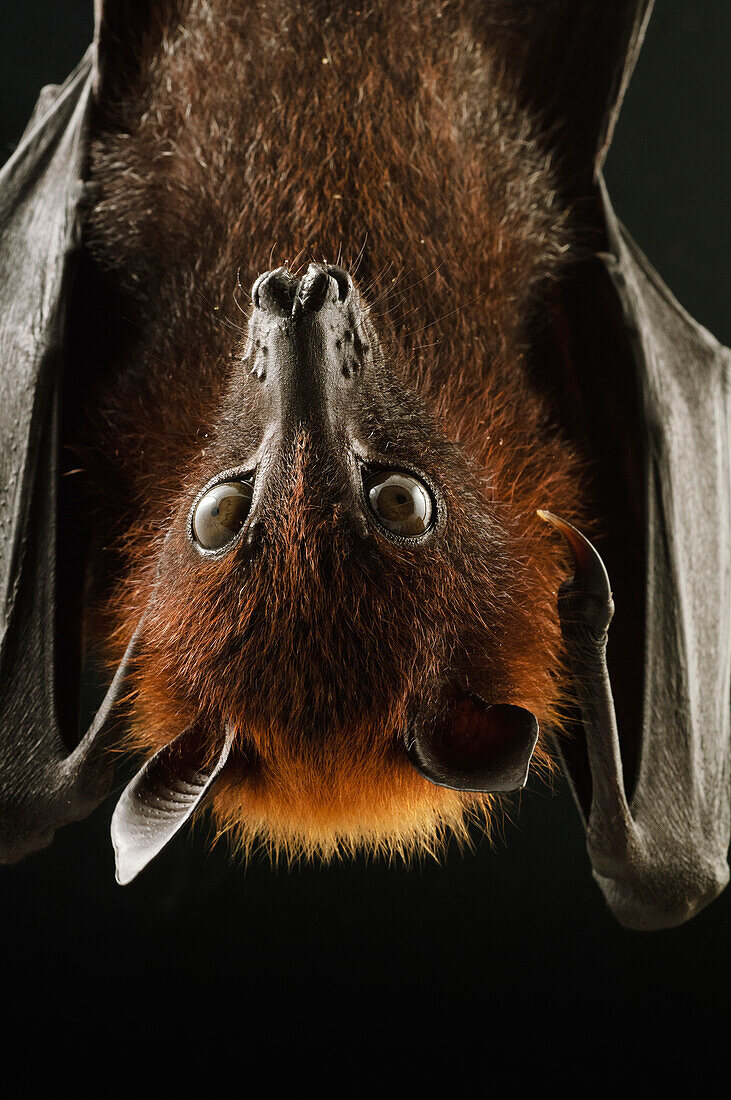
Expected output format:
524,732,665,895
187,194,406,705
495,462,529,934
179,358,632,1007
115,259,567,864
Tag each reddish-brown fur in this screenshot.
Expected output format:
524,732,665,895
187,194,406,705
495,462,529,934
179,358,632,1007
76,0,586,861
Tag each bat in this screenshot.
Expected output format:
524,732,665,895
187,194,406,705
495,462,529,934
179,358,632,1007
1,0,729,931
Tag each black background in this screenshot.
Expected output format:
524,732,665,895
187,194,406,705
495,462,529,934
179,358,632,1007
1,0,729,1071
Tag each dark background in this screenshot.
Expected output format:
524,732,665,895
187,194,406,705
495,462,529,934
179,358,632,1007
1,0,729,1068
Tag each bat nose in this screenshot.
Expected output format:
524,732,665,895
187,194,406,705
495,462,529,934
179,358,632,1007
244,259,373,446
252,263,352,318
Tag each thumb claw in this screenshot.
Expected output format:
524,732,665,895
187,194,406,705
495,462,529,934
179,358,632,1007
537,510,612,604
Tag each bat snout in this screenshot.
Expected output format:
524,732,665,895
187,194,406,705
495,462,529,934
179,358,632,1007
242,261,375,442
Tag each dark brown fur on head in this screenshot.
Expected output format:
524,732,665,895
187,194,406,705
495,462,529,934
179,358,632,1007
79,0,585,861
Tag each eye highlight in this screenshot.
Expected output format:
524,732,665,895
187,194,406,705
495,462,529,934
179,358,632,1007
363,469,433,537
192,479,254,550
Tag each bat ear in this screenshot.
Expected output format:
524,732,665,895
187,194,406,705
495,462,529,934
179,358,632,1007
404,688,539,793
111,725,235,885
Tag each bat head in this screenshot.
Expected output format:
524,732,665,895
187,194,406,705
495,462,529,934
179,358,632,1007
111,259,573,880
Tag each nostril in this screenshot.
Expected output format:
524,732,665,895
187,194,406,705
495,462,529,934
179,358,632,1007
252,267,299,315
252,263,352,319
297,265,338,314
326,265,351,302
251,272,264,309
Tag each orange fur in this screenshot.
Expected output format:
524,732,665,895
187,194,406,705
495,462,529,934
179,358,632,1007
75,0,586,862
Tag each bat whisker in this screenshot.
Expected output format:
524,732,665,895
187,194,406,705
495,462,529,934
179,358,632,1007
402,292,486,338
349,231,369,279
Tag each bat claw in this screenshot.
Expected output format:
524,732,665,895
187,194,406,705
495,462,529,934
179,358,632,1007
537,510,612,603
537,509,614,636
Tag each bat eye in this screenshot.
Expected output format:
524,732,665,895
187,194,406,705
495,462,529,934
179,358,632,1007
192,479,254,550
363,469,433,537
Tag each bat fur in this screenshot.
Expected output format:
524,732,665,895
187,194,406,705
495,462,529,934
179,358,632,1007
68,0,589,862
